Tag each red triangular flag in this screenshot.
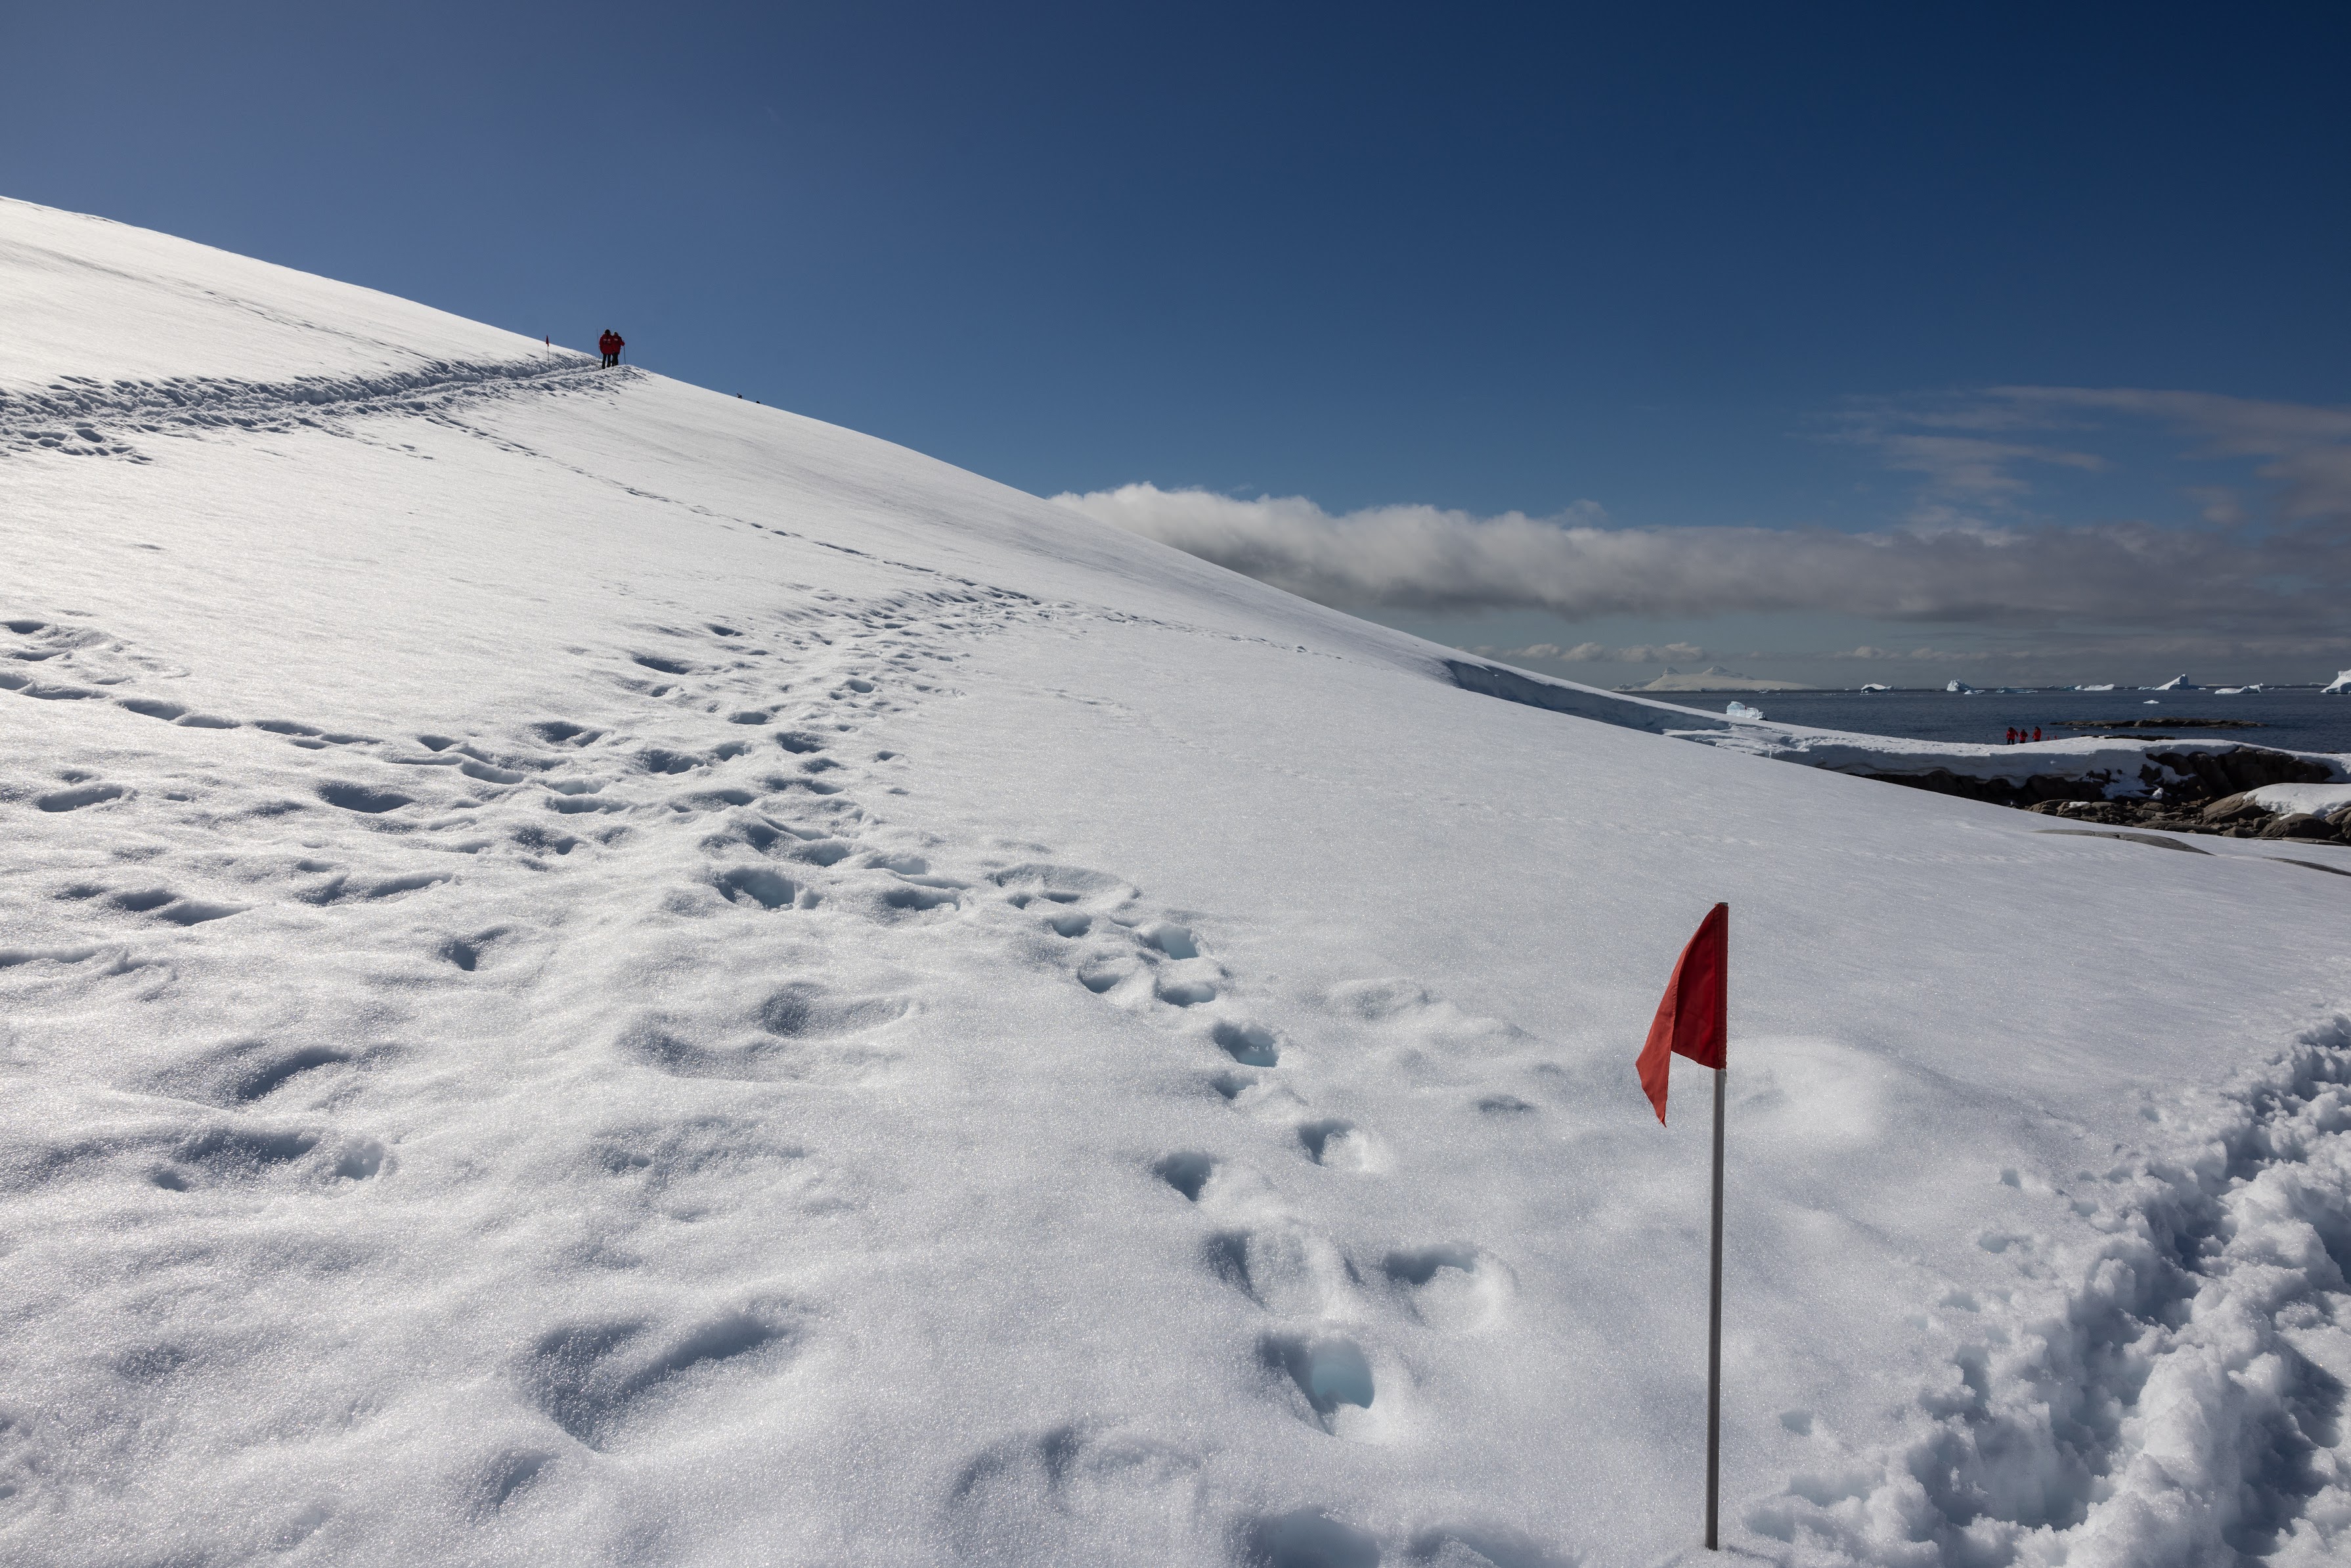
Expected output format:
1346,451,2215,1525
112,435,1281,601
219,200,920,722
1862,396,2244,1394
1637,903,1728,1124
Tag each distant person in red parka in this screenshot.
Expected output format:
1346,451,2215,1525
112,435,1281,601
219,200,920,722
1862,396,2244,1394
598,329,625,368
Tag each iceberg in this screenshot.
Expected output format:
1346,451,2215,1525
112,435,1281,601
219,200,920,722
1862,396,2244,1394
2151,674,2195,690
1947,679,1981,694
2327,669,2351,694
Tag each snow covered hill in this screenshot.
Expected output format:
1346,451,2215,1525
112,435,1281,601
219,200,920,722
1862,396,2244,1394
6,196,2351,1567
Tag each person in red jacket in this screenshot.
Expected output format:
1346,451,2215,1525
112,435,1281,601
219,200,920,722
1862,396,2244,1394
598,328,625,368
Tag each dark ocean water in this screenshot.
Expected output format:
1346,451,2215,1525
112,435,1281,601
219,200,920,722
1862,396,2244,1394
1643,687,2351,756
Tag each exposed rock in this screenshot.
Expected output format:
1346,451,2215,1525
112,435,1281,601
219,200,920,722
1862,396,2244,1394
2146,747,2333,797
1864,769,2105,808
2023,793,2351,847
1862,746,2331,821
2201,792,2266,826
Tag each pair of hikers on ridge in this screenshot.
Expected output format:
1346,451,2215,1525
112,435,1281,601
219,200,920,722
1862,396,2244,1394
597,328,625,368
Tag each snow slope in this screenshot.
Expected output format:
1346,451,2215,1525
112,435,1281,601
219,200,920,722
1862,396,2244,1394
7,196,2351,1567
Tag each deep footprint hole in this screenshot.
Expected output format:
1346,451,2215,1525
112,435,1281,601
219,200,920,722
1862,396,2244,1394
1248,1510,1382,1568
1212,1021,1279,1068
319,781,413,815
1153,1151,1216,1202
1260,1334,1375,1418
1297,1119,1356,1164
1141,923,1199,959
232,1045,353,1102
1204,1230,1255,1297
1381,1243,1479,1287
717,867,801,909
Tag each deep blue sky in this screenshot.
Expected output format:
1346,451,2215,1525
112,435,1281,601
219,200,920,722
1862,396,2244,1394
7,3,2348,682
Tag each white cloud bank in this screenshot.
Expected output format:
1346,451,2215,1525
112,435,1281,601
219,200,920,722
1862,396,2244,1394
1052,388,2351,637
1055,482,2346,630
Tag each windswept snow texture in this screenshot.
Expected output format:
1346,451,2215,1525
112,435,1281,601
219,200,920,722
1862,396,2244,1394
5,195,2351,1567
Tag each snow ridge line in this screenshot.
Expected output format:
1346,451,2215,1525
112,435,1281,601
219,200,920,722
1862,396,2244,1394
1753,1016,2351,1566
0,355,610,459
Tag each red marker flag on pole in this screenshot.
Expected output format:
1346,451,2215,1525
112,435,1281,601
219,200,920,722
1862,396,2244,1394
1637,902,1732,1550
1637,902,1728,1124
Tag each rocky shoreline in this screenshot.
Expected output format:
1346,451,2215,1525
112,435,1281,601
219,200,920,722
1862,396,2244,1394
2025,792,2351,843
1439,657,2351,848
1860,746,2351,844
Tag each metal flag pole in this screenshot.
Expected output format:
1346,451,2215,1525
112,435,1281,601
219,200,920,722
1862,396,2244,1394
1707,1062,1725,1549
1705,903,1728,1551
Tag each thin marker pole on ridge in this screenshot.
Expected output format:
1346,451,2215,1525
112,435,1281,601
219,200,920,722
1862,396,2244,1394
1635,902,1730,1551
1707,1034,1725,1548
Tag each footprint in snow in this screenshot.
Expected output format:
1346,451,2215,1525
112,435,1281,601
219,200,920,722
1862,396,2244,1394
1154,975,1218,1007
35,781,126,812
145,1121,387,1190
1153,1150,1218,1202
1296,1118,1375,1171
1245,1511,1382,1568
944,1422,1218,1563
105,887,245,925
1382,1244,1514,1332
713,866,814,911
617,988,907,1082
143,1038,364,1108
1211,1021,1280,1068
318,781,413,814
1257,1333,1376,1432
990,862,1137,907
438,927,510,971
517,1305,800,1451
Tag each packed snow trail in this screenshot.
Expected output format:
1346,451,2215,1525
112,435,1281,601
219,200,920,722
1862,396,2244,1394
0,355,609,461
1754,1019,2351,1565
6,194,2351,1565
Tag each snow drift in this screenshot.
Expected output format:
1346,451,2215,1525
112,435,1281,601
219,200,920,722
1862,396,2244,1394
6,196,2351,1567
